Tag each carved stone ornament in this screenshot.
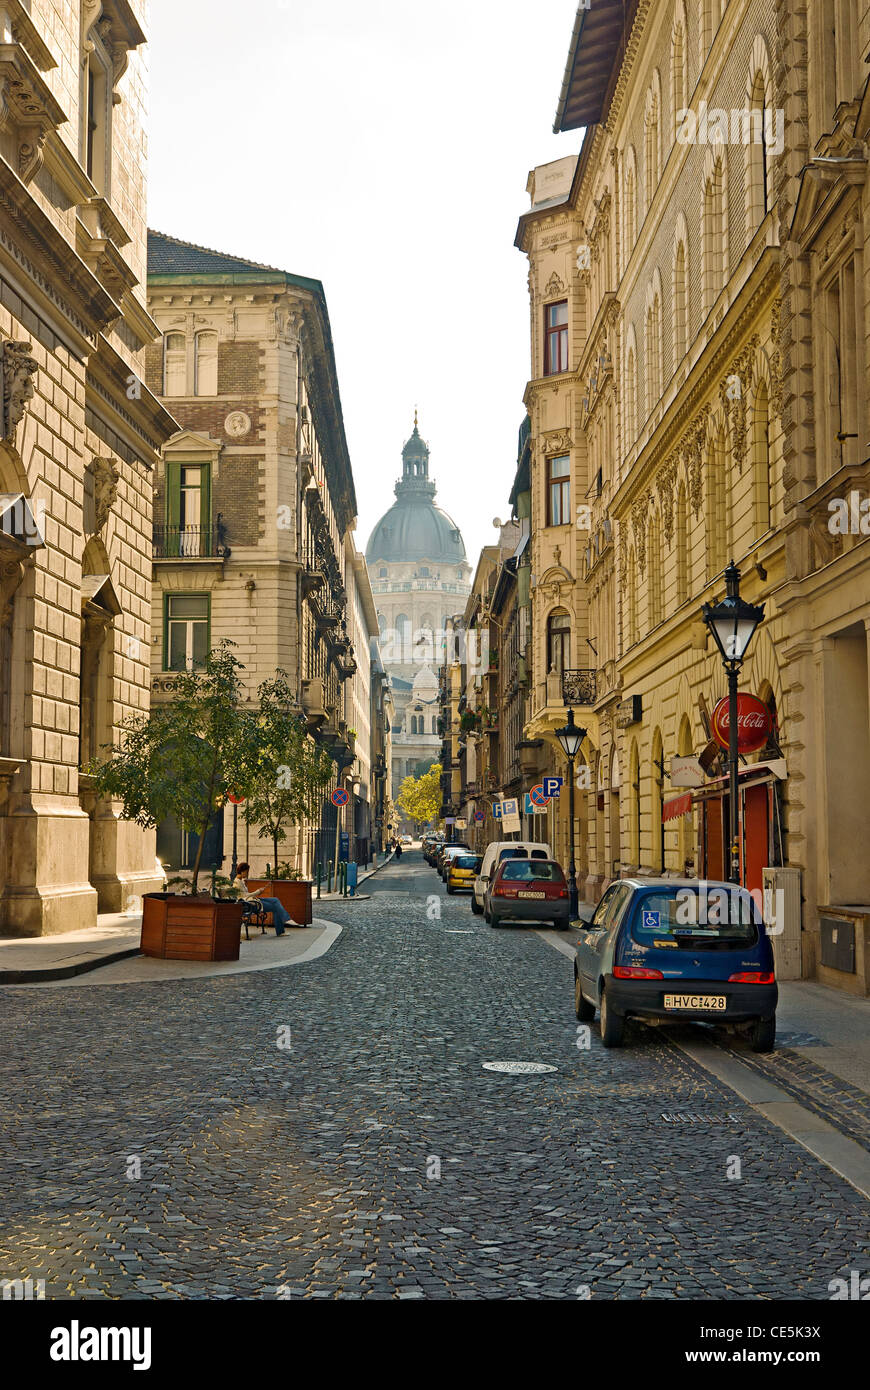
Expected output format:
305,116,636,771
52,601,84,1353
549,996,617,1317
631,493,651,573
543,429,573,455
86,455,120,534
681,406,710,518
656,459,677,544
768,299,783,419
544,271,566,298
18,128,47,184
224,410,251,439
720,336,758,473
1,340,38,441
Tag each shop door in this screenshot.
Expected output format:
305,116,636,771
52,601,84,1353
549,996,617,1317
704,798,725,880
742,783,770,897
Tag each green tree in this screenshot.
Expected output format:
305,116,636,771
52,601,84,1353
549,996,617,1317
396,761,442,829
90,640,251,892
242,669,335,872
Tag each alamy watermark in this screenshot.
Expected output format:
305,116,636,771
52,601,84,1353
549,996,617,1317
676,102,784,157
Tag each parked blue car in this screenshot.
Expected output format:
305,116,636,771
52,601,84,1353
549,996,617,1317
573,879,777,1051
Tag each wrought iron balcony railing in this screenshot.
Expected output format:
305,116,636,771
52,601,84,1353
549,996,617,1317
153,519,229,560
561,668,597,705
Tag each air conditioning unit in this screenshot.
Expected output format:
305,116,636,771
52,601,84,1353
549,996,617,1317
762,866,802,980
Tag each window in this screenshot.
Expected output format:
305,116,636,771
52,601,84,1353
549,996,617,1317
753,381,772,535
672,227,689,366
431,716,438,734
675,483,689,605
626,340,638,443
648,514,662,627
547,455,570,526
644,288,662,413
706,430,729,577
547,610,571,673
194,332,218,396
166,461,210,556
163,334,187,397
165,594,210,671
544,301,569,375
671,6,689,140
623,149,638,258
84,48,110,192
498,861,564,882
702,152,727,317
644,74,662,210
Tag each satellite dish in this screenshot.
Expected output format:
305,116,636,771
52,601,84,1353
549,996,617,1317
492,516,503,529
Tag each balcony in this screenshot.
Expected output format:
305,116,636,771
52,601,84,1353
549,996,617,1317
525,668,600,749
153,519,229,561
561,668,597,706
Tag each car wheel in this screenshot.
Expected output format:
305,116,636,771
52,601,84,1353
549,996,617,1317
471,896,483,915
553,919,569,931
599,988,625,1047
574,972,595,1022
749,1015,776,1053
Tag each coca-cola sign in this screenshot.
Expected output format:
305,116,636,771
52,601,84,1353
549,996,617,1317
711,694,772,754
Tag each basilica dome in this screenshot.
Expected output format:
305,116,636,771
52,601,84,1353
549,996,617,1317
366,423,467,566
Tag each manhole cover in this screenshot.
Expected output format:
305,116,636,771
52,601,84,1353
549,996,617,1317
482,1061,558,1075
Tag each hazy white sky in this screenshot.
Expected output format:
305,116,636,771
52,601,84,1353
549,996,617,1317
148,0,580,564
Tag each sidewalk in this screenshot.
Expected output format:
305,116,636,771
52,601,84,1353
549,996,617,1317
315,847,397,901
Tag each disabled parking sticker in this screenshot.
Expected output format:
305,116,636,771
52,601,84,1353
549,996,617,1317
642,910,660,930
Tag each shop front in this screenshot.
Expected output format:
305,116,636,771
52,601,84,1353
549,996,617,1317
693,760,787,896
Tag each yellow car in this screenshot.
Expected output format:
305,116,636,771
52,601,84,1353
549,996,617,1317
446,853,482,894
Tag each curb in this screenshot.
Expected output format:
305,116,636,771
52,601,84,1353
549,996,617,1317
0,945,142,985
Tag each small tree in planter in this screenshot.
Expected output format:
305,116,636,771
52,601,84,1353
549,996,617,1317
242,670,335,873
90,640,252,894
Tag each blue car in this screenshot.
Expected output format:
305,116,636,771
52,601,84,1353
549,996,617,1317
573,879,777,1051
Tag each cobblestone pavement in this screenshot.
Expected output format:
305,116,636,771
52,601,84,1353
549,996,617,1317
0,850,867,1300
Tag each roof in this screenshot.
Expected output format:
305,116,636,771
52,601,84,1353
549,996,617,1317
553,0,638,133
147,230,321,292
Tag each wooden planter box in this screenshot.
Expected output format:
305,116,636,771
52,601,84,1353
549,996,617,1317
141,894,243,961
246,879,313,926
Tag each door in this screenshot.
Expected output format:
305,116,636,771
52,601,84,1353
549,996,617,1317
578,884,621,995
742,782,770,897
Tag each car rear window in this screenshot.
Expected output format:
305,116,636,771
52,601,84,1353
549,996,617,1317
498,847,531,863
453,855,481,870
498,861,564,882
630,888,759,945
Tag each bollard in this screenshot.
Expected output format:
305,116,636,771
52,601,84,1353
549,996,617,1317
315,861,322,899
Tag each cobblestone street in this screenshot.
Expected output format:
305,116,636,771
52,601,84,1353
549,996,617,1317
0,851,867,1301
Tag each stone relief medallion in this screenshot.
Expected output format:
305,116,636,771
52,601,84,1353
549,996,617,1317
224,411,251,438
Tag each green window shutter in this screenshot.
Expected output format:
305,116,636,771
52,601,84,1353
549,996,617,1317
166,462,180,529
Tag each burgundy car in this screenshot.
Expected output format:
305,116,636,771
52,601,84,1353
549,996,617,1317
485,858,570,929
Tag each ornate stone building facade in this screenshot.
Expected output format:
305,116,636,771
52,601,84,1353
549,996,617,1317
145,233,380,877
0,1,175,935
366,422,470,819
510,0,870,991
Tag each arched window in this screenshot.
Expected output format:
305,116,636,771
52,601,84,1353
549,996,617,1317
644,281,663,414
651,727,664,871
644,73,662,211
194,331,218,396
701,149,727,317
745,40,774,235
675,482,689,605
705,428,729,577
625,550,638,648
753,379,772,536
629,740,641,866
547,609,571,673
625,332,638,443
395,612,411,663
648,513,662,628
379,568,387,578
431,716,438,735
163,333,186,397
623,148,638,256
671,4,689,141
672,219,689,367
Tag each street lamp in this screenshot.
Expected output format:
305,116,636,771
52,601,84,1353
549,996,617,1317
555,708,586,918
702,560,765,884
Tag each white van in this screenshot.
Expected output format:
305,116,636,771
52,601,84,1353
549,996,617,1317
471,840,552,914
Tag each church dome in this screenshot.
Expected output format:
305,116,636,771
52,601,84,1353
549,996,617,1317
366,418,467,566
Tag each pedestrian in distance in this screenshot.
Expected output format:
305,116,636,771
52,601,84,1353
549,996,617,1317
394,840,402,859
233,864,293,935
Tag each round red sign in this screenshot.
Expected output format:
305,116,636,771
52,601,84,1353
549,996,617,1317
711,694,772,754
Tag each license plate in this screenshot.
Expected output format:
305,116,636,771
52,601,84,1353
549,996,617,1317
518,891,546,899
663,993,726,1012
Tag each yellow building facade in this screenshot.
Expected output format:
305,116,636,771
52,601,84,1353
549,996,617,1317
515,0,839,980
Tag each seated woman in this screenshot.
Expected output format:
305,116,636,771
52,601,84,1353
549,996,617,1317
232,864,293,936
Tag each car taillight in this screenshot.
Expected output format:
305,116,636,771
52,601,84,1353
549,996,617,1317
557,887,568,898
613,966,664,980
493,884,516,897
728,971,775,983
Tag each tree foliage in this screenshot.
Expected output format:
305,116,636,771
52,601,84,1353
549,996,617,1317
89,640,251,891
241,669,335,871
396,761,442,828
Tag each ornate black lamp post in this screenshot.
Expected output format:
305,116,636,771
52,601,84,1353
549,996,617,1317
555,708,586,917
702,561,765,884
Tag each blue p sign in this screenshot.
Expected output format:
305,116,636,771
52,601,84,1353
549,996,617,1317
493,801,503,820
543,776,563,798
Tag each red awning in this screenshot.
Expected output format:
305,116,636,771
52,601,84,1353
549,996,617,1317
662,792,693,822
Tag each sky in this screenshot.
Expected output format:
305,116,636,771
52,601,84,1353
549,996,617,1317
148,0,581,565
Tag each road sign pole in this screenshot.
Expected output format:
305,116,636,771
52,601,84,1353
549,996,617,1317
333,784,342,885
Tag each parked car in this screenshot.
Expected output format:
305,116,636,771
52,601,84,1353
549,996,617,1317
573,878,777,1051
471,840,551,915
438,843,472,880
425,838,445,866
401,834,413,845
485,858,570,929
446,852,482,895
